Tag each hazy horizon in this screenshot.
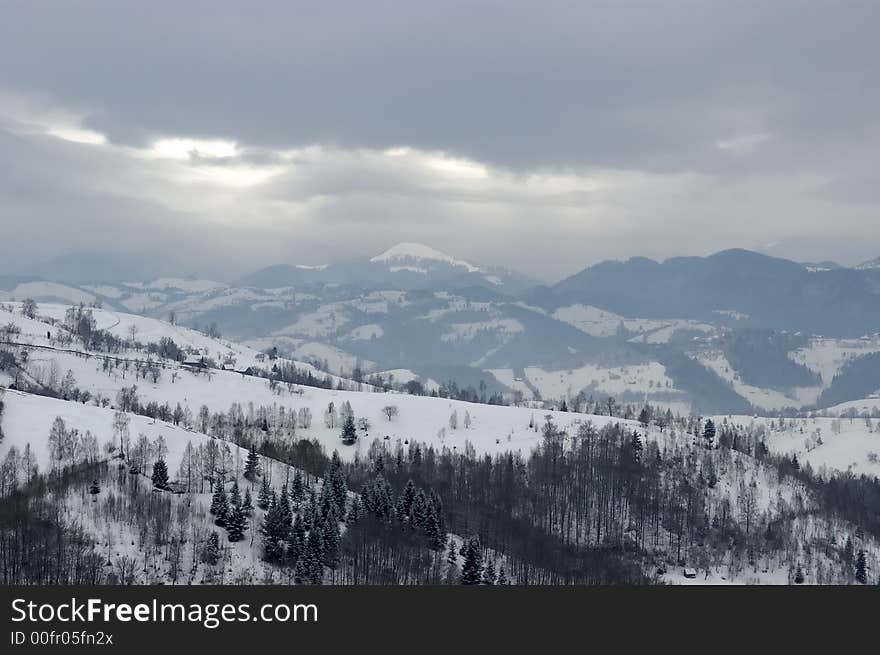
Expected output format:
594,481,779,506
0,239,874,287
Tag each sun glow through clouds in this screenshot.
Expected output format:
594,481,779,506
150,138,239,160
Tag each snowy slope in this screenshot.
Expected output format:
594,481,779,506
526,362,672,399
0,302,371,392
0,389,217,472
790,337,880,387
699,352,822,411
4,300,880,587
552,303,714,342
0,303,626,462
716,414,880,478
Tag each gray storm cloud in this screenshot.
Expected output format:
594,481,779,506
0,0,878,281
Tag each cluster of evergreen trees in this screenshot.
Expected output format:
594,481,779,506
357,473,446,551
257,456,346,583
210,478,253,543
452,536,508,585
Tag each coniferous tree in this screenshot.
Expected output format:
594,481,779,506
330,468,348,517
302,492,315,531
346,497,362,524
446,537,457,567
227,503,248,542
638,406,651,428
425,502,445,550
261,491,284,562
794,563,805,584
290,470,305,505
203,532,221,565
410,489,428,529
429,489,445,536
399,479,417,519
703,419,716,448
306,527,324,584
289,514,307,566
629,431,643,465
482,559,497,585
294,543,311,584
277,484,293,534
151,457,169,490
230,479,242,509
460,537,483,585
242,487,254,517
497,564,508,585
257,476,271,510
317,483,334,523
210,480,229,526
844,536,855,577
321,511,341,570
341,414,357,445
225,478,248,542
855,550,868,584
244,443,261,482
704,458,718,489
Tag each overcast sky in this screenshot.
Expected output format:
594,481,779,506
1,1,878,282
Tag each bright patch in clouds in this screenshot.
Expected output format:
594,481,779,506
383,146,488,180
149,137,239,160
175,161,286,189
45,124,107,145
422,154,489,180
0,91,107,145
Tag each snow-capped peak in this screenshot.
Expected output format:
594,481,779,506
370,242,480,273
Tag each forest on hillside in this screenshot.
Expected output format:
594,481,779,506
2,402,877,586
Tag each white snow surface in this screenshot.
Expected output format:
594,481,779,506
524,362,674,401
699,352,822,411
1,302,364,392
791,337,880,387
370,242,480,273
716,414,880,478
553,304,713,342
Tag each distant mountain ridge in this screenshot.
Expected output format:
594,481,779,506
238,242,537,294
7,245,880,414
551,248,880,337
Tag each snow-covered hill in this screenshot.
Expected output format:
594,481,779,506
6,245,880,418
2,301,879,586
0,302,612,460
